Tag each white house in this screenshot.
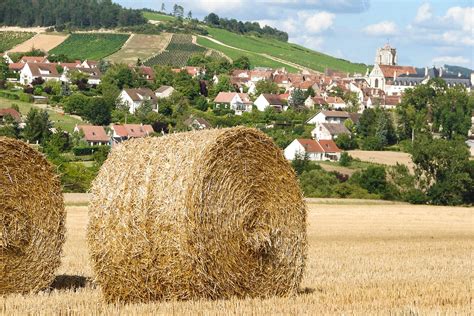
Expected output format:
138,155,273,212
110,124,154,144
155,85,175,98
307,110,350,125
20,62,61,85
254,94,285,112
62,66,102,85
214,92,253,115
311,122,350,140
117,88,158,114
325,96,347,109
284,138,341,161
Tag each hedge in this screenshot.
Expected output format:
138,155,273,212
73,146,104,156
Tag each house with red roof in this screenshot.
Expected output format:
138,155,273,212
74,125,110,146
368,63,417,92
0,108,21,123
284,138,341,161
19,62,60,85
214,92,253,115
20,56,49,64
111,124,154,143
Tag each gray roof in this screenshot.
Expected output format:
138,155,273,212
322,123,350,135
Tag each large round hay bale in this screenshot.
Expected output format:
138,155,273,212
0,138,65,295
88,127,307,303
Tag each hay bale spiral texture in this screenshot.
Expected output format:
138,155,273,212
88,127,307,303
0,138,65,295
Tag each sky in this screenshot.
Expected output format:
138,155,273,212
116,0,473,69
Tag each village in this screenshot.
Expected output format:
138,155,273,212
1,43,473,163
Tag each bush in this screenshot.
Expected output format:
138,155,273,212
339,152,352,167
0,91,19,100
19,93,33,103
335,133,357,150
73,146,104,156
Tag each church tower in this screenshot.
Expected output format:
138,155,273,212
375,43,397,65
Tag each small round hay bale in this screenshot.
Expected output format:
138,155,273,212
0,138,65,295
88,127,307,303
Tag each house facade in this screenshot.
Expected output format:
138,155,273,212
311,122,350,140
20,63,61,85
214,92,253,115
117,88,158,114
284,138,341,161
74,125,110,146
254,93,285,112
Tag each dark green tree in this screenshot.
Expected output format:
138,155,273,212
22,108,51,144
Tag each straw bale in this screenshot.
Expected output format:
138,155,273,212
0,138,65,295
88,127,307,303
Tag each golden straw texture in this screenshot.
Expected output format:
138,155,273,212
0,137,65,295
88,127,307,303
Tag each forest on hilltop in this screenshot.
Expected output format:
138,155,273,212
0,0,146,28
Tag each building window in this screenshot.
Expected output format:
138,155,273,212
374,79,379,88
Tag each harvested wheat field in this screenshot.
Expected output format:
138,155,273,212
1,195,471,315
8,33,69,53
349,150,414,171
107,33,172,65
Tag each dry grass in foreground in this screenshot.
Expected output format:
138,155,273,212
1,199,472,315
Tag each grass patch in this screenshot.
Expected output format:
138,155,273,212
205,28,367,74
49,33,129,60
142,11,176,22
0,31,35,52
197,37,298,72
0,95,81,132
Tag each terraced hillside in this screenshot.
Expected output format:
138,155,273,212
49,33,129,60
201,28,367,74
144,34,206,67
8,33,69,53
197,37,298,72
107,33,172,65
0,31,35,52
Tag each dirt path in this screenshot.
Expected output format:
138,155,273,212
348,150,414,171
199,35,313,72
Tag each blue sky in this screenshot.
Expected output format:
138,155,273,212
116,0,473,69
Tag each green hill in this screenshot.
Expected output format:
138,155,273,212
143,11,367,73
200,28,367,74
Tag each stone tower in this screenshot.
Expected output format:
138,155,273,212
375,43,397,65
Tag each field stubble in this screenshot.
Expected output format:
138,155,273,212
1,196,471,315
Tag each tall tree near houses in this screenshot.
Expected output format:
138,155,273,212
187,11,193,19
161,2,166,12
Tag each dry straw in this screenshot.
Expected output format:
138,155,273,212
0,137,65,295
88,127,307,303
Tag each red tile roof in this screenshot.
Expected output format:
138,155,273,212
76,125,109,143
379,65,417,78
297,139,324,153
214,92,252,104
8,63,24,71
123,88,157,103
326,96,345,104
20,56,48,63
26,62,60,78
321,110,350,118
0,108,21,122
318,140,341,153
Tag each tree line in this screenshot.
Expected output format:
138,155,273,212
204,13,289,42
0,0,146,28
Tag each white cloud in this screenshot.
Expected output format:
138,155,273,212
363,21,398,36
291,35,325,51
415,3,432,23
432,56,470,65
443,6,474,32
299,11,335,34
